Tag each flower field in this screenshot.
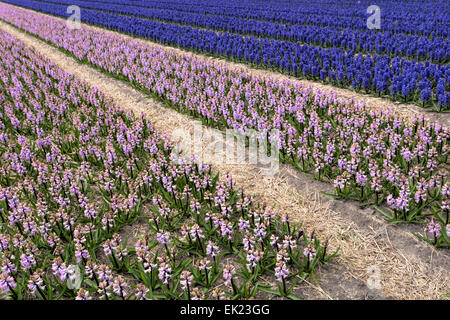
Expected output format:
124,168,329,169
0,0,448,301
0,29,337,300
1,0,449,110
29,0,450,63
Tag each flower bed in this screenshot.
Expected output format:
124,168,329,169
0,29,334,300
2,0,449,109
0,3,448,247
27,0,450,63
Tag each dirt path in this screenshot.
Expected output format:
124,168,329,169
2,19,448,300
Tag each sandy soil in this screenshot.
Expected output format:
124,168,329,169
1,18,448,300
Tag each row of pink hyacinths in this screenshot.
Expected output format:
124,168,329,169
0,3,448,247
0,29,332,300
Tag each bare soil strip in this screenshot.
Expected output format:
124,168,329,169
0,18,448,300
